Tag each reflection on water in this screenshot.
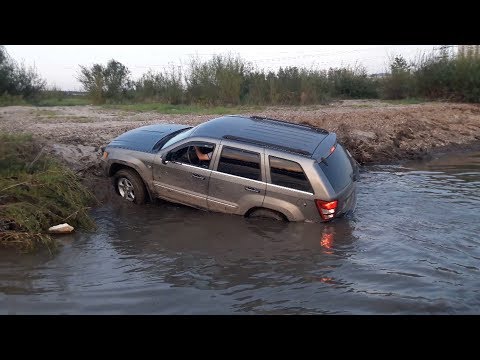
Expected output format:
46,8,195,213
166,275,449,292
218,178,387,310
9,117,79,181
1,152,480,314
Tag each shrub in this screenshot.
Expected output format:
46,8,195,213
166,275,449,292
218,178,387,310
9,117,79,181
77,59,132,104
381,55,414,99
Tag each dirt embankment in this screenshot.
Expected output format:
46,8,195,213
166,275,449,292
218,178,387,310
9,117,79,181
1,100,480,181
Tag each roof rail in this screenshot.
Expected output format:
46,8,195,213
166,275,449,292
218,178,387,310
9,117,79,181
248,115,329,134
222,135,311,156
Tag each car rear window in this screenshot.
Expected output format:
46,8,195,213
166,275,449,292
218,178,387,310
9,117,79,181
318,143,353,192
217,146,261,181
269,156,313,193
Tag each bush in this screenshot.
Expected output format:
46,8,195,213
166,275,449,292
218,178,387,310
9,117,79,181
381,55,414,100
328,65,378,99
0,133,96,251
414,50,480,102
77,59,132,104
241,71,270,105
299,68,331,105
135,66,184,104
0,92,27,106
185,54,248,105
0,46,46,101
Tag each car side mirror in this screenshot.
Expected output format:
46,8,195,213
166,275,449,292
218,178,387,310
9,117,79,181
162,152,172,164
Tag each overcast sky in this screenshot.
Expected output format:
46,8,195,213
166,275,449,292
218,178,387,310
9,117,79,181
5,45,441,91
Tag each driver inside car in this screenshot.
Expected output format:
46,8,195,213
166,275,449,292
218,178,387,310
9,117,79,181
194,146,213,162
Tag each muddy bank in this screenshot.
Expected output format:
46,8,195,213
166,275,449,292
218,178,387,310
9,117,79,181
1,100,479,184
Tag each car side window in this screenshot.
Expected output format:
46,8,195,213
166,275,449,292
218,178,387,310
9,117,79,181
169,143,215,169
216,146,261,181
269,156,313,193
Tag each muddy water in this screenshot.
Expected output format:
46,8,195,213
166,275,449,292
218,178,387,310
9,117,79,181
1,152,480,314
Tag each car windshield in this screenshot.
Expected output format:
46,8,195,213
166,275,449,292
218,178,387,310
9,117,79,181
160,127,195,150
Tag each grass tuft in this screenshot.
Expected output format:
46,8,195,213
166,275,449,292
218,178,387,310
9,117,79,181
0,133,96,252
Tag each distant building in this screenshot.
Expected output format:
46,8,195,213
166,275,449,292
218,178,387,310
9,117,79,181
458,45,480,58
370,73,388,78
65,91,87,96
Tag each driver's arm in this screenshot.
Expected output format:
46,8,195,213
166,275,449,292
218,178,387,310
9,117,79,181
194,146,209,161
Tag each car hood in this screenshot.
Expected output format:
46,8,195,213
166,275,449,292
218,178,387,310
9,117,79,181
107,124,192,153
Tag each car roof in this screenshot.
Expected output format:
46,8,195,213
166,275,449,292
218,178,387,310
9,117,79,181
191,115,330,157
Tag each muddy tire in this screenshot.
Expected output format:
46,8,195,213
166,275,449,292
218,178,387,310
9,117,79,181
248,208,286,221
113,169,146,204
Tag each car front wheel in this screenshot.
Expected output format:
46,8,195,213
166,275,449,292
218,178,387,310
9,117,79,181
113,168,146,204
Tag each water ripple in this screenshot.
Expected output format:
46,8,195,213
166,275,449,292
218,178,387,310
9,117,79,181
1,151,480,314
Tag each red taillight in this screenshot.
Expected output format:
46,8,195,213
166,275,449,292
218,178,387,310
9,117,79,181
329,144,336,154
315,199,338,221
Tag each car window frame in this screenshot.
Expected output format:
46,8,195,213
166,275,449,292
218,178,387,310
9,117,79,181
214,144,263,182
267,155,314,194
165,140,218,170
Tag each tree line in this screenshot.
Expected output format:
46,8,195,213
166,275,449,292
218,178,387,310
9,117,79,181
2,46,480,105
0,46,46,103
75,50,480,105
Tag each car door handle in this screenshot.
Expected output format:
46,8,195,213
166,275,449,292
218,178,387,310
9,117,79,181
245,186,260,193
192,173,206,180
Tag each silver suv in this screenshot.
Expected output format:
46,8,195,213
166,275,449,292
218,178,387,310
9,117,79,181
101,115,358,222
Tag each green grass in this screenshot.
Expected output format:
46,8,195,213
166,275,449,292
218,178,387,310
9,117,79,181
0,94,28,106
103,103,264,115
33,96,91,107
0,95,91,107
0,133,96,252
382,98,425,105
